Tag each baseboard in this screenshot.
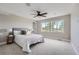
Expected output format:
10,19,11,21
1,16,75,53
71,43,79,55
0,42,6,45
57,39,70,42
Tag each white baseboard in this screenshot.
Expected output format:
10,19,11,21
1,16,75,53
0,42,6,45
71,43,79,55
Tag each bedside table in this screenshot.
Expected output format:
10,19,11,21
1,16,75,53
7,35,14,44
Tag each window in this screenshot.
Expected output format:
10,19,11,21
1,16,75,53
41,20,64,32
41,21,51,32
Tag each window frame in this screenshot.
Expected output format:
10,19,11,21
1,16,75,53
41,19,64,33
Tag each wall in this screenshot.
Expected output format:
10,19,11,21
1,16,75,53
34,15,71,41
0,14,33,29
71,4,79,54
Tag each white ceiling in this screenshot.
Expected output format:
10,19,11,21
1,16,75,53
0,3,77,20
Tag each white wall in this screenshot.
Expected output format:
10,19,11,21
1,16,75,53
71,4,79,54
0,14,33,29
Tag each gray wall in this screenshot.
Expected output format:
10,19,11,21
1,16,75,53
0,14,33,29
33,15,71,41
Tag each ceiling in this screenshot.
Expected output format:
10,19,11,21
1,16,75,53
0,3,77,20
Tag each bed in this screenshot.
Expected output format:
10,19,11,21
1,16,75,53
13,28,44,53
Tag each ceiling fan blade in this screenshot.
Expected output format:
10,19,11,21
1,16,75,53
42,13,47,15
40,13,47,16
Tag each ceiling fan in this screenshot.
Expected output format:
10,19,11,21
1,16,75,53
25,3,48,18
32,10,48,18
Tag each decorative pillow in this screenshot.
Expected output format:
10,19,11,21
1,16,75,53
20,30,26,35
27,30,32,35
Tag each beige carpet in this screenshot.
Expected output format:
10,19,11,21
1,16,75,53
0,38,75,55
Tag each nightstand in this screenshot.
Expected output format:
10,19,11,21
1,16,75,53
7,32,15,44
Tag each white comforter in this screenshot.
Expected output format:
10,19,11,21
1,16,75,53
14,34,44,53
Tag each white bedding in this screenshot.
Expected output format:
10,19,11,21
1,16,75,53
14,34,44,53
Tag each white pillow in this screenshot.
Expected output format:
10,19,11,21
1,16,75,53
14,31,20,35
9,29,12,32
27,31,32,35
